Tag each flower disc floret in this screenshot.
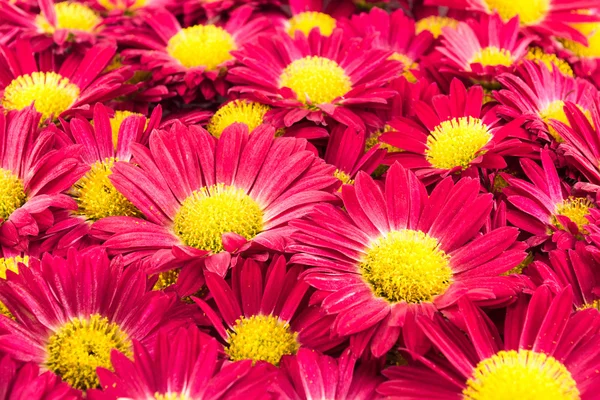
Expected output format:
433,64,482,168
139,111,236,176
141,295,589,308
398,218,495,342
166,25,236,70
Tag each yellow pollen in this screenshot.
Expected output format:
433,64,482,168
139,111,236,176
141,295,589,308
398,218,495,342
334,169,354,186
2,72,80,122
482,0,550,26
71,158,142,222
226,315,299,366
366,125,402,153
167,25,236,70
470,47,514,67
154,393,189,400
503,252,533,275
389,53,418,82
109,110,146,149
425,117,492,170
0,168,27,222
578,299,600,311
279,56,352,105
36,2,101,34
562,22,600,58
416,16,459,38
288,11,336,37
46,314,132,390
552,197,594,233
97,0,147,11
207,100,271,138
463,350,580,400
152,269,180,291
539,100,592,142
360,229,453,304
525,48,574,77
173,184,263,253
0,256,28,320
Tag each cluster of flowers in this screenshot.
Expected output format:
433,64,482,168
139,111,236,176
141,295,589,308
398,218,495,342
3,0,600,398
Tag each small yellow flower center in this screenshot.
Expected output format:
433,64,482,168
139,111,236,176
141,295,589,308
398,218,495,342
2,72,80,122
482,0,550,26
152,269,180,291
226,315,299,366
366,125,402,153
525,48,574,77
109,111,145,149
470,47,514,67
0,168,27,222
334,169,354,186
389,53,418,82
36,2,101,34
503,252,533,275
425,117,492,170
97,0,147,11
562,22,600,58
71,158,141,222
173,184,263,253
207,100,271,138
279,56,352,105
360,229,453,304
539,101,592,143
0,256,28,319
288,11,336,37
463,350,580,400
552,197,594,233
46,314,132,390
578,299,600,311
154,393,189,400
166,25,236,70
416,16,460,38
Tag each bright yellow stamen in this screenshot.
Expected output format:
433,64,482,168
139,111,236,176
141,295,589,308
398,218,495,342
0,256,28,319
425,117,492,170
226,315,299,366
2,72,80,122
539,100,592,142
46,314,132,390
152,269,180,291
0,168,27,222
482,0,550,26
279,56,352,105
334,169,354,186
552,197,594,233
389,53,418,82
36,2,101,34
578,299,600,311
173,184,263,253
464,350,580,400
360,229,453,304
109,110,146,149
562,22,600,58
167,25,236,70
97,0,147,11
71,158,141,221
470,47,514,67
503,252,533,275
155,393,189,400
366,125,402,153
207,100,271,138
288,11,336,37
525,48,574,77
416,16,459,38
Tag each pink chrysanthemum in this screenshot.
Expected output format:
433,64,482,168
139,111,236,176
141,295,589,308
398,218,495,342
284,0,356,38
378,286,600,399
289,163,527,357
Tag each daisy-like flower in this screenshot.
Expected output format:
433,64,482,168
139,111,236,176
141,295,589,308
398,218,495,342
285,0,355,38
0,106,85,252
89,326,278,399
193,256,344,366
289,163,527,357
415,14,460,39
378,285,600,399
228,28,402,132
495,60,596,143
206,99,274,139
0,248,189,391
120,6,271,102
560,17,600,87
0,40,132,124
380,79,532,184
95,122,337,273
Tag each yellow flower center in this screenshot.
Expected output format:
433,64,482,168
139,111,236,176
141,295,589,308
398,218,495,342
552,197,594,233
207,100,271,138
279,56,352,105
36,2,101,34
288,11,337,37
0,168,27,222
109,110,145,149
389,53,418,82
463,350,580,400
365,125,402,153
539,101,592,142
334,169,354,186
0,256,28,319
166,25,236,70
2,72,80,122
173,184,263,253
470,47,514,67
97,0,147,11
562,22,600,58
578,299,600,311
503,252,533,275
226,315,299,366
482,0,550,26
154,393,189,400
425,117,492,170
416,16,460,38
71,158,141,222
525,48,574,77
46,314,132,390
360,229,453,304
152,269,180,291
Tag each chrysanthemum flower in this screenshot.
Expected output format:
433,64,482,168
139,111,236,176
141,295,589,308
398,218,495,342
495,61,596,142
91,0,175,15
289,163,527,357
0,253,29,319
0,106,85,252
416,15,460,39
0,40,132,123
560,17,600,86
228,29,402,132
285,0,355,38
89,326,278,399
0,248,189,391
380,79,532,184
96,122,337,273
120,6,271,102
523,47,574,77
207,99,273,139
193,256,344,366
378,285,600,399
